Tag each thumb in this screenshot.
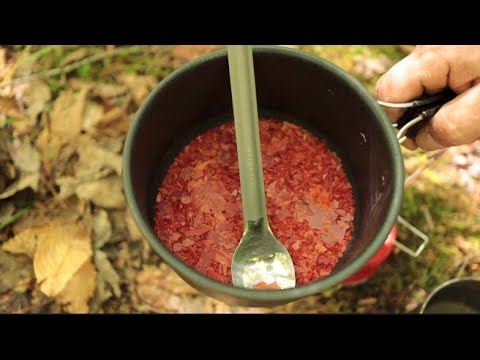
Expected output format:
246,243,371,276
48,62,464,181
415,83,480,151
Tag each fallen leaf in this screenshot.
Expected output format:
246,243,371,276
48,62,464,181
0,172,39,199
135,264,264,313
49,86,90,144
57,259,96,314
90,274,112,311
81,101,104,134
0,249,33,294
91,83,128,99
0,95,25,118
74,135,122,177
91,209,112,248
13,79,51,121
54,176,78,199
35,126,62,174
2,224,52,258
125,208,142,242
94,135,124,154
75,175,125,209
34,222,92,297
9,136,40,173
94,250,121,298
89,107,131,137
55,169,111,199
118,73,157,107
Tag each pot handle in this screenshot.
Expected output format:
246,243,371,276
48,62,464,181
378,89,457,144
393,215,429,257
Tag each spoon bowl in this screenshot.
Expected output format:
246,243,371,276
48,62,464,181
232,220,296,289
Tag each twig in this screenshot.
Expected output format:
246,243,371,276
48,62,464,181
0,45,145,89
421,205,434,231
404,149,449,187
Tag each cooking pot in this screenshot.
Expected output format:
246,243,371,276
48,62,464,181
123,45,404,307
420,278,480,314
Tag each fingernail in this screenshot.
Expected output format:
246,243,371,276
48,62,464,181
416,127,444,151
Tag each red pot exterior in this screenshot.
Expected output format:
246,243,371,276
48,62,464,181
342,225,397,286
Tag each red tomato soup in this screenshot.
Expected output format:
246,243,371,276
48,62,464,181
155,119,355,286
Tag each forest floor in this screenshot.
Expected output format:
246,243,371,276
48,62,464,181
0,45,479,313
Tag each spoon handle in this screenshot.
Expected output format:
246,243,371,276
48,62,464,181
227,45,268,227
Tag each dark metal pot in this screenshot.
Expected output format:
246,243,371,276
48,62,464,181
421,278,480,314
123,45,404,307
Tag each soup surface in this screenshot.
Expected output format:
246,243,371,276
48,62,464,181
155,119,355,286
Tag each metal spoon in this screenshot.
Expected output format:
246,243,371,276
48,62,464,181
227,45,296,290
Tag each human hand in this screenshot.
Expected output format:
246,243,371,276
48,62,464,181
376,45,480,151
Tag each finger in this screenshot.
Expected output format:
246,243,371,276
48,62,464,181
415,83,480,151
376,49,450,123
401,138,418,151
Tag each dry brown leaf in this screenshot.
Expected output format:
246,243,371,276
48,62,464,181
91,209,112,248
92,107,130,137
33,222,92,297
125,208,142,242
13,80,51,121
74,135,122,177
95,135,124,154
81,101,104,134
9,136,40,173
2,224,52,257
75,175,125,209
57,259,96,314
55,168,112,200
35,127,62,173
118,73,157,107
54,176,78,199
49,86,90,144
0,95,25,118
135,264,265,313
0,172,39,199
91,83,128,99
94,250,121,298
0,249,34,294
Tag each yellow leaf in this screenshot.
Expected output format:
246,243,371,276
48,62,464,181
14,79,51,121
1,224,51,257
57,259,96,314
118,73,157,107
49,86,90,144
34,222,92,297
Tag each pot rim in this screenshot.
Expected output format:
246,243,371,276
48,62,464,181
420,277,480,313
123,45,405,303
